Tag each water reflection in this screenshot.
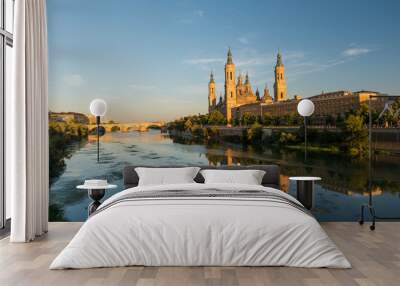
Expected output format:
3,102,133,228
49,130,400,222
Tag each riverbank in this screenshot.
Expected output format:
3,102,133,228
49,121,89,180
49,121,89,221
168,124,400,157
168,125,348,156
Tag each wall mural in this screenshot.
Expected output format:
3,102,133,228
48,0,400,222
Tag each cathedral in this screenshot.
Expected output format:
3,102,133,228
208,48,287,123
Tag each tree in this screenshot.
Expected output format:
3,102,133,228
199,114,209,126
279,132,298,145
184,118,193,131
355,103,369,123
208,110,226,125
271,116,281,126
336,114,344,128
342,114,368,156
284,113,297,126
262,112,272,126
325,114,335,127
247,123,263,144
241,112,257,126
111,126,120,132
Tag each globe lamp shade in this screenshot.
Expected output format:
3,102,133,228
297,99,315,117
90,99,107,117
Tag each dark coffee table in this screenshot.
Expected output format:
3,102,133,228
289,177,321,210
77,184,117,216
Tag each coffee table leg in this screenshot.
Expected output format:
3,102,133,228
87,189,105,216
296,181,314,210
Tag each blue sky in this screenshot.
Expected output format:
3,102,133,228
47,0,400,122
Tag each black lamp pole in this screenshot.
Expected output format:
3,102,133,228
96,115,100,162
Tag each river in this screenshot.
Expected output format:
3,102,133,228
49,129,400,222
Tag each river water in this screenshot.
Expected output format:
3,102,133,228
49,130,400,222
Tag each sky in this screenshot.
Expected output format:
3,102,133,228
47,0,400,122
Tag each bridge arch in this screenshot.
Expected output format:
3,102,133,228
86,121,165,134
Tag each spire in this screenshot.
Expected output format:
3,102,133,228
276,50,283,67
227,47,233,64
209,71,215,83
256,88,260,100
237,73,243,85
245,72,250,84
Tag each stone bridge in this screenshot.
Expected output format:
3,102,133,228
87,121,165,133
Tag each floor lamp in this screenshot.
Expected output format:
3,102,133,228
297,99,315,161
90,99,107,162
359,94,400,230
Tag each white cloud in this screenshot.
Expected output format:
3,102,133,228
238,37,249,45
179,9,205,24
63,74,84,87
236,51,304,68
183,58,225,65
195,10,204,17
342,47,371,57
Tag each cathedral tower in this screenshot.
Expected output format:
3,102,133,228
273,51,287,102
224,48,236,123
208,71,216,113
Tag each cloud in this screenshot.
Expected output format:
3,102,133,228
195,10,204,17
238,37,249,45
183,58,224,65
342,47,371,57
287,59,347,79
179,9,205,24
63,74,84,87
236,51,304,68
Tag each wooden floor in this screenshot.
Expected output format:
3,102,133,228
0,222,399,286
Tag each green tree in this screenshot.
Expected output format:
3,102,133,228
111,126,120,132
279,132,298,145
271,116,281,126
325,114,335,126
241,112,257,126
184,118,193,131
199,114,209,126
262,112,272,126
283,113,297,126
208,110,225,125
342,114,368,156
191,125,204,138
233,117,240,126
336,114,344,128
355,103,369,123
247,123,263,144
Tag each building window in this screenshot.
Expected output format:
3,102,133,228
1,0,14,229
230,72,232,80
231,92,233,98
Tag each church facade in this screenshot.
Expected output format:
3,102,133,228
207,49,386,124
208,48,286,123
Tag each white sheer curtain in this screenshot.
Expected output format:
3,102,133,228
9,0,49,242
